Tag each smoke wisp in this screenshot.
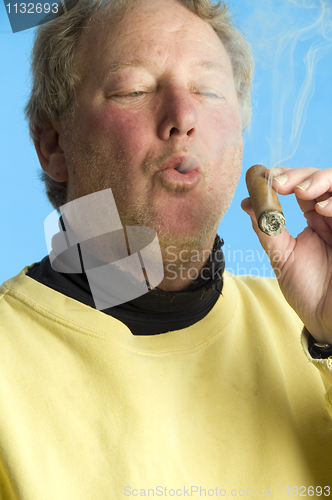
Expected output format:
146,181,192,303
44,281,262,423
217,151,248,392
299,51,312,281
268,0,332,169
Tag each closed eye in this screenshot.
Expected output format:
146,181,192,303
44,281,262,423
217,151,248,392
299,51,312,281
126,91,146,97
191,88,222,99
200,91,220,98
110,91,147,100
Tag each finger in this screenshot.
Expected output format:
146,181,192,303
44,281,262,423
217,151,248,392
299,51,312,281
304,210,332,246
295,169,332,201
314,196,332,217
295,192,331,214
267,167,318,193
271,168,332,198
240,196,252,214
265,166,292,177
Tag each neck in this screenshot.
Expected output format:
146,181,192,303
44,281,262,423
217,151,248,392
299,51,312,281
56,215,221,293
155,233,219,291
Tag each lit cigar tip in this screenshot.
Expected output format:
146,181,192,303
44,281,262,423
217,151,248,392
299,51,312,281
258,210,286,236
245,164,286,237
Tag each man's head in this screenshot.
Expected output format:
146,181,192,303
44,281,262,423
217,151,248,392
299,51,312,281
26,0,254,263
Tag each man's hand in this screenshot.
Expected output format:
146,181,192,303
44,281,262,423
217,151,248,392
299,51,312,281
242,167,332,344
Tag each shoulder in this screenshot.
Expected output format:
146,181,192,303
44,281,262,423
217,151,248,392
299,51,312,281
223,271,286,302
221,271,303,330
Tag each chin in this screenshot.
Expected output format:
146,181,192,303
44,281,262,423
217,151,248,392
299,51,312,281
156,220,219,253
121,198,224,250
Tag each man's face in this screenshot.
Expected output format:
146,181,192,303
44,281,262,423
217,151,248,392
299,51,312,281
61,0,243,252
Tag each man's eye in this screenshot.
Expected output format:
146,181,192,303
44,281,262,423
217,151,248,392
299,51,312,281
192,89,221,99
126,91,145,98
111,91,146,100
201,91,218,98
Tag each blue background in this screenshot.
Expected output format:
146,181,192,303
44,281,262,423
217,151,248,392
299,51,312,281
1,0,331,284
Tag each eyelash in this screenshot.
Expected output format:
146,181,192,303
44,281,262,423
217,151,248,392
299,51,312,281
111,89,222,102
126,91,145,97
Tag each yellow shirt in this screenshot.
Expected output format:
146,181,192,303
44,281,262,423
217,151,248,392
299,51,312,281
0,268,331,499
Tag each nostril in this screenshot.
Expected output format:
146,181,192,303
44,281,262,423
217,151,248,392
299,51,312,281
169,127,177,136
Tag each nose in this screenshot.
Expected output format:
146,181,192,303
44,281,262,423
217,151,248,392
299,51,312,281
157,88,197,142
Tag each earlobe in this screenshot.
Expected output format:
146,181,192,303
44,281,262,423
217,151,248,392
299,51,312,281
34,124,69,182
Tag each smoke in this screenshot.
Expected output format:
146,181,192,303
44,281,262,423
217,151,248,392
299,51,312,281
236,0,332,170
268,0,332,169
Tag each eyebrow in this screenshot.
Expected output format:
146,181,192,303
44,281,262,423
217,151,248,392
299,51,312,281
102,58,158,84
194,60,229,73
102,58,228,84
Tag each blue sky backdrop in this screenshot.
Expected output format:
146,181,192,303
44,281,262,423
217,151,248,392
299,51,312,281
1,0,331,284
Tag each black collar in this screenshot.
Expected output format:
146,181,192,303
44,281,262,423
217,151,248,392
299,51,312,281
27,235,225,335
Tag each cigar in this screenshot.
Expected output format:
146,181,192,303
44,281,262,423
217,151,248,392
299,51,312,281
245,164,286,237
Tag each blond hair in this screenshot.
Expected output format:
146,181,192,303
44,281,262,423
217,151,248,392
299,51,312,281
25,0,254,209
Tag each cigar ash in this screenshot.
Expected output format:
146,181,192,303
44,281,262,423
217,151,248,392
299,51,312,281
246,164,286,237
258,209,286,236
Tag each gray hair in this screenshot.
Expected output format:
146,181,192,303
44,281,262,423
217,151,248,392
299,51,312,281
25,0,254,210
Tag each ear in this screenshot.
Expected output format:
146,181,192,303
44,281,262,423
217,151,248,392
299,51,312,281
34,120,68,182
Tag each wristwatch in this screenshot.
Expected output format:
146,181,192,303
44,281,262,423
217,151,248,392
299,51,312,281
308,333,332,359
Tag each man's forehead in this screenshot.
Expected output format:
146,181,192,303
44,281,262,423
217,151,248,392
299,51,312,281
80,0,223,55
102,58,231,79
77,0,232,85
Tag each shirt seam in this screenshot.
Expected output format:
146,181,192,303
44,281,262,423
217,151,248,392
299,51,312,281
2,285,229,357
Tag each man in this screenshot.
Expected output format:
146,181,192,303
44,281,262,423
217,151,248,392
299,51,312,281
1,0,332,498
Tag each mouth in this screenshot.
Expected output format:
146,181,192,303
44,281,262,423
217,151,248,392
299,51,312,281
173,157,201,174
157,155,202,190
160,155,201,174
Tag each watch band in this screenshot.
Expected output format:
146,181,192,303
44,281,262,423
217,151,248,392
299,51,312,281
308,333,332,359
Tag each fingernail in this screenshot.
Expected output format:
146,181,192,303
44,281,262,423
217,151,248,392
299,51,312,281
274,174,288,186
317,199,330,208
270,167,283,177
297,178,312,191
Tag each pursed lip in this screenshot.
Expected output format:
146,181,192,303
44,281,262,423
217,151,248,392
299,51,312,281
158,155,202,174
155,154,202,190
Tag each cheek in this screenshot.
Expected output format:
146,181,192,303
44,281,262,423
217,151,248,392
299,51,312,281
215,106,241,141
78,105,153,159
198,106,242,162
